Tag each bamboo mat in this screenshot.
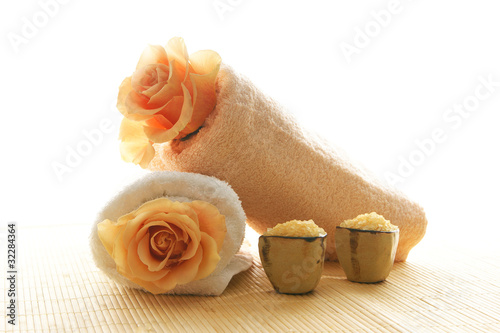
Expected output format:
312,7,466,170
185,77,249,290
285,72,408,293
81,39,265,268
2,224,500,332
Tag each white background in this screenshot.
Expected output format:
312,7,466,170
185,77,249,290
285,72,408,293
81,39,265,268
1,0,499,256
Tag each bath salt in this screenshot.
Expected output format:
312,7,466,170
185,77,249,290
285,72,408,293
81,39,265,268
264,220,326,237
340,212,398,232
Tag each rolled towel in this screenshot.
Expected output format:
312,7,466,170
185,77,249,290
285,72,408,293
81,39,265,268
149,64,427,261
90,171,252,295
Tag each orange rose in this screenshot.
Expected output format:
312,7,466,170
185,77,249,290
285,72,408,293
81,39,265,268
117,37,221,168
97,198,227,294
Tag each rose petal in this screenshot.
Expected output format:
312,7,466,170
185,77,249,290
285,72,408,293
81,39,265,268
194,232,221,280
186,201,226,252
143,83,193,142
136,230,175,272
155,94,184,125
150,273,178,294
134,199,200,225
136,45,169,70
170,240,187,258
124,89,165,117
150,227,176,254
127,234,170,282
131,202,200,246
165,37,189,80
160,213,200,260
97,219,122,256
145,113,175,130
136,220,179,271
133,210,199,262
113,228,132,277
137,231,162,268
155,241,204,289
121,210,162,247
119,118,155,168
141,81,167,100
179,68,219,136
189,50,221,76
147,59,186,108
132,64,170,97
127,277,169,295
119,202,182,246
117,77,137,118
144,96,184,132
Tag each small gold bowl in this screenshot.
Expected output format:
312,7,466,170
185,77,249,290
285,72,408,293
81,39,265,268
335,227,399,283
258,234,327,294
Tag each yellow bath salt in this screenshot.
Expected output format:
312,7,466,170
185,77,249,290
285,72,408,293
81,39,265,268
264,220,326,237
340,212,398,232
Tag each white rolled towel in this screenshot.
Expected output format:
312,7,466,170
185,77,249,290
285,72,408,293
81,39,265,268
90,171,252,295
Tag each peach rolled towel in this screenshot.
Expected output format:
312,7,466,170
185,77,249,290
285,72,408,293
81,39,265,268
149,64,427,261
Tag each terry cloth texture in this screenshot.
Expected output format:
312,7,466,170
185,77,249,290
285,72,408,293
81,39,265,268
90,171,252,295
149,65,427,261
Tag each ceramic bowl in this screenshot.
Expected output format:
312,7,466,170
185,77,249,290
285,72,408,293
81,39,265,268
334,227,399,283
258,234,327,294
